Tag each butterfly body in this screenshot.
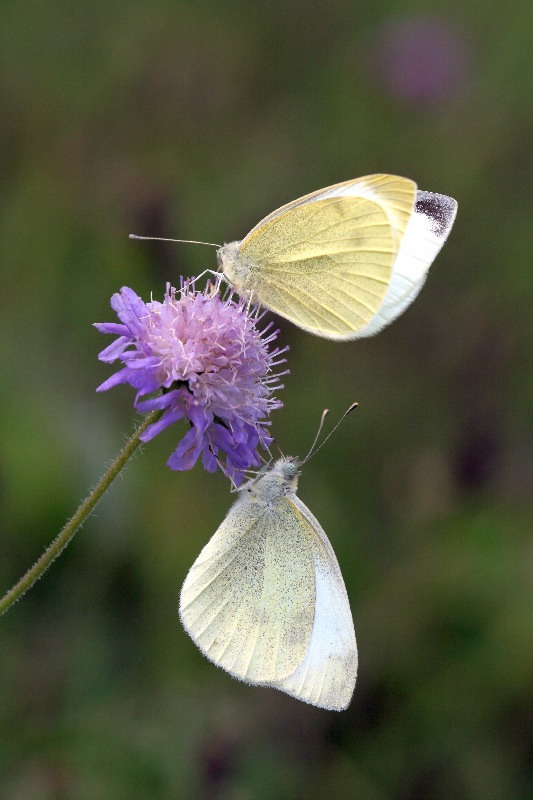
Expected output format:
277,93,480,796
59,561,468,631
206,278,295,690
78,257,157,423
217,240,252,291
179,457,357,710
239,456,300,501
216,174,457,339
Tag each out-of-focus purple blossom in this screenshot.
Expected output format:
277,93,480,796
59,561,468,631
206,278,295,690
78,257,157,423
95,279,287,483
375,15,470,104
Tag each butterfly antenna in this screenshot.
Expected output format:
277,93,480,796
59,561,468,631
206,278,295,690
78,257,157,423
129,234,221,248
302,408,330,463
302,402,358,464
273,439,286,459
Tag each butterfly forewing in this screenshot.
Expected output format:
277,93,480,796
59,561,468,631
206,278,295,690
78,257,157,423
179,496,316,684
274,497,357,710
355,190,458,338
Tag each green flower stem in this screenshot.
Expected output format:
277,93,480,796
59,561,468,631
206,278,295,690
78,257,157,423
0,409,163,617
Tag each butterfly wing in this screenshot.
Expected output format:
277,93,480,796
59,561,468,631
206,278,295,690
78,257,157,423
239,197,396,337
354,191,458,337
221,175,416,339
269,496,357,711
221,176,457,339
179,494,316,684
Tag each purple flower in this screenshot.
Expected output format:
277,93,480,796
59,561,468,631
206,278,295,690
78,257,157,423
95,279,287,483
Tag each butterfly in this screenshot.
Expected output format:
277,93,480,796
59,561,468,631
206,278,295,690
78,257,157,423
216,174,457,339
179,407,358,710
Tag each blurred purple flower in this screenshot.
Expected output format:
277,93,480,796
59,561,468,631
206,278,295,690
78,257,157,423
376,15,470,104
95,279,287,483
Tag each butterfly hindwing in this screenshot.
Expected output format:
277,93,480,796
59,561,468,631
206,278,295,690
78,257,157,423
239,196,396,338
179,494,316,684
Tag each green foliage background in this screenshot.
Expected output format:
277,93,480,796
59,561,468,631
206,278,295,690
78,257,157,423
0,1,531,798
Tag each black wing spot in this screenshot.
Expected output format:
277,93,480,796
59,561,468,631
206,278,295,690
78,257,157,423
415,193,455,237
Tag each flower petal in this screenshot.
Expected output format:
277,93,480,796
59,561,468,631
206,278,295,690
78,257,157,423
167,426,205,471
93,322,131,336
135,390,181,412
97,336,132,362
140,409,186,442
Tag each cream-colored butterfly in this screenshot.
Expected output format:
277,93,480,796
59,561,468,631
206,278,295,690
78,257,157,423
179,407,358,710
216,174,457,338
132,174,457,339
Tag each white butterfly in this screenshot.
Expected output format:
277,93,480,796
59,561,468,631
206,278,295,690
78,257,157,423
216,174,457,339
131,174,457,340
179,444,357,711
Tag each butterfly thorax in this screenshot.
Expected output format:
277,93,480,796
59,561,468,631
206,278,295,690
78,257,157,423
217,240,255,293
239,458,300,504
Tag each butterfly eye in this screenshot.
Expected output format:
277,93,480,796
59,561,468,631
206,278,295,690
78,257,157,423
282,462,298,480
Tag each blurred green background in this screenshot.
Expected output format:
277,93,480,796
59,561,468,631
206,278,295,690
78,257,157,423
1,1,531,798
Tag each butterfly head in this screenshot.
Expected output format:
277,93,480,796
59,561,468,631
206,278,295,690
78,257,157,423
239,457,300,502
274,457,301,489
217,240,250,291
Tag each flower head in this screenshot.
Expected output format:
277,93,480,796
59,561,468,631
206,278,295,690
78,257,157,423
95,279,287,483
